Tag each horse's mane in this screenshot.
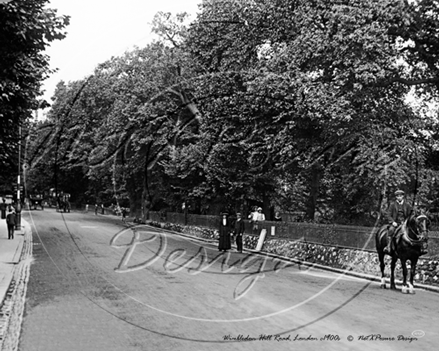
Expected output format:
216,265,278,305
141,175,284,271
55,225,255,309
401,214,428,245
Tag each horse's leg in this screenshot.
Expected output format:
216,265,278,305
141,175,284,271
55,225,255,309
401,258,409,294
379,253,387,289
408,258,417,294
390,256,398,290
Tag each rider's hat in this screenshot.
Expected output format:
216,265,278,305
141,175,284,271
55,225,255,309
395,189,405,196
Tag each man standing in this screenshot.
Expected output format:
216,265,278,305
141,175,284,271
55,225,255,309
233,212,245,253
384,189,412,253
6,207,16,239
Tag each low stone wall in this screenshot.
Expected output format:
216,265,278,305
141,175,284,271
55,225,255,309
147,220,439,288
248,236,439,287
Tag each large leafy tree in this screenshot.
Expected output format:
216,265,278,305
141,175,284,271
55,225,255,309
25,1,438,224
0,0,69,193
182,0,438,221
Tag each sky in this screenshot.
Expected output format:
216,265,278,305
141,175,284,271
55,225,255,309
41,0,202,106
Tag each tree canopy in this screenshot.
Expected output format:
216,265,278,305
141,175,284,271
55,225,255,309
25,0,438,225
0,0,69,192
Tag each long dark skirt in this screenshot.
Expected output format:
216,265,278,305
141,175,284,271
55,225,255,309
218,226,231,251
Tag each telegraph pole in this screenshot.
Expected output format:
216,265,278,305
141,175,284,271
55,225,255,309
16,125,22,229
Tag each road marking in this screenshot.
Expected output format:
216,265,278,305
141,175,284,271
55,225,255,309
80,226,98,229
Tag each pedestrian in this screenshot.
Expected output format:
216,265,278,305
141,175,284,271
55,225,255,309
248,206,265,233
101,203,105,215
95,204,98,215
233,212,245,253
121,207,127,223
0,198,6,219
274,211,282,221
6,207,16,239
218,212,232,252
384,189,413,254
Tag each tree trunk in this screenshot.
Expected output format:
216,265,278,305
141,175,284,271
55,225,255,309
262,192,270,220
306,166,321,221
142,159,151,222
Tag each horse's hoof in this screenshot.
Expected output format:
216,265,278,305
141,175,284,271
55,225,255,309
401,286,409,294
380,284,386,289
408,288,415,294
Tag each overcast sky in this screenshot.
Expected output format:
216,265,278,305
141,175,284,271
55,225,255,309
41,0,202,104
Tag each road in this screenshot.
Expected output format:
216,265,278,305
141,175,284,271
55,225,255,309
17,209,438,351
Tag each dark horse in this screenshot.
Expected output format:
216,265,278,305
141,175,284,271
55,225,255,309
375,214,430,293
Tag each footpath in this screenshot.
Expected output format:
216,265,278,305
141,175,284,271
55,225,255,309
0,217,25,306
0,214,32,351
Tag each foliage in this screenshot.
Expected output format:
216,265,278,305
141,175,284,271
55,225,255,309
24,0,438,224
0,0,69,193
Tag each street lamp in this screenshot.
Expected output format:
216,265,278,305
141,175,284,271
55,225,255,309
15,125,22,229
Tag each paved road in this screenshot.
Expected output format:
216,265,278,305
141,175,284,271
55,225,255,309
17,209,438,351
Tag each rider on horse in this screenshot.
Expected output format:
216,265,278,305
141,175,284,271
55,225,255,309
384,189,412,254
384,189,428,255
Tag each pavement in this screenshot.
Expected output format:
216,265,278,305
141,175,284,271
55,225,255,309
0,215,27,308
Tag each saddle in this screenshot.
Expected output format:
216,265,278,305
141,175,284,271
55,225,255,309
385,223,405,252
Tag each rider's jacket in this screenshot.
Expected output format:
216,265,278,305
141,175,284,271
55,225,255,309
387,200,412,225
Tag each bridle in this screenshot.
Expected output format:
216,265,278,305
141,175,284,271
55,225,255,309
402,214,430,246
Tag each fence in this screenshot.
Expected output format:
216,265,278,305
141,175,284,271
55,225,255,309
148,211,439,256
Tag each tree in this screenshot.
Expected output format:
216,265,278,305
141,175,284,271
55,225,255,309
26,2,438,224
0,0,69,192
182,0,438,220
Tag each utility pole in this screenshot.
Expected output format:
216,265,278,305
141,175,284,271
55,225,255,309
16,125,22,229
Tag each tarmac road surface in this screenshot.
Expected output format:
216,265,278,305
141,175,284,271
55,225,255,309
16,209,439,351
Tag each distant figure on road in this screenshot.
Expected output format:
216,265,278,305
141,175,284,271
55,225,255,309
6,208,16,239
121,207,127,223
95,204,98,215
218,212,232,252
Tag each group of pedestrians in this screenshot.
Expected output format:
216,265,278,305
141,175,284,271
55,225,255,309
218,212,245,253
218,206,271,253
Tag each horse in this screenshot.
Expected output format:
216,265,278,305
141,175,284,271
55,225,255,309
375,214,430,294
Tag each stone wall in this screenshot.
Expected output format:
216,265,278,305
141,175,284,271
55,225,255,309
147,220,439,288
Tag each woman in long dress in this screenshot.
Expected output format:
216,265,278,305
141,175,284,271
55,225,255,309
218,212,232,252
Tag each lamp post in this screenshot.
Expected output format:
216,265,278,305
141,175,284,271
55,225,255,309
16,125,22,229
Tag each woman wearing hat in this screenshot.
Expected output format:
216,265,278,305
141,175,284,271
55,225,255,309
218,212,232,252
248,206,265,233
384,189,412,253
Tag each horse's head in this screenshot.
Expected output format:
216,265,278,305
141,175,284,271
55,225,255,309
406,214,430,244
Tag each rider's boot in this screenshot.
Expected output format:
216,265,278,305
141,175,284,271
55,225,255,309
384,228,393,254
383,226,395,254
